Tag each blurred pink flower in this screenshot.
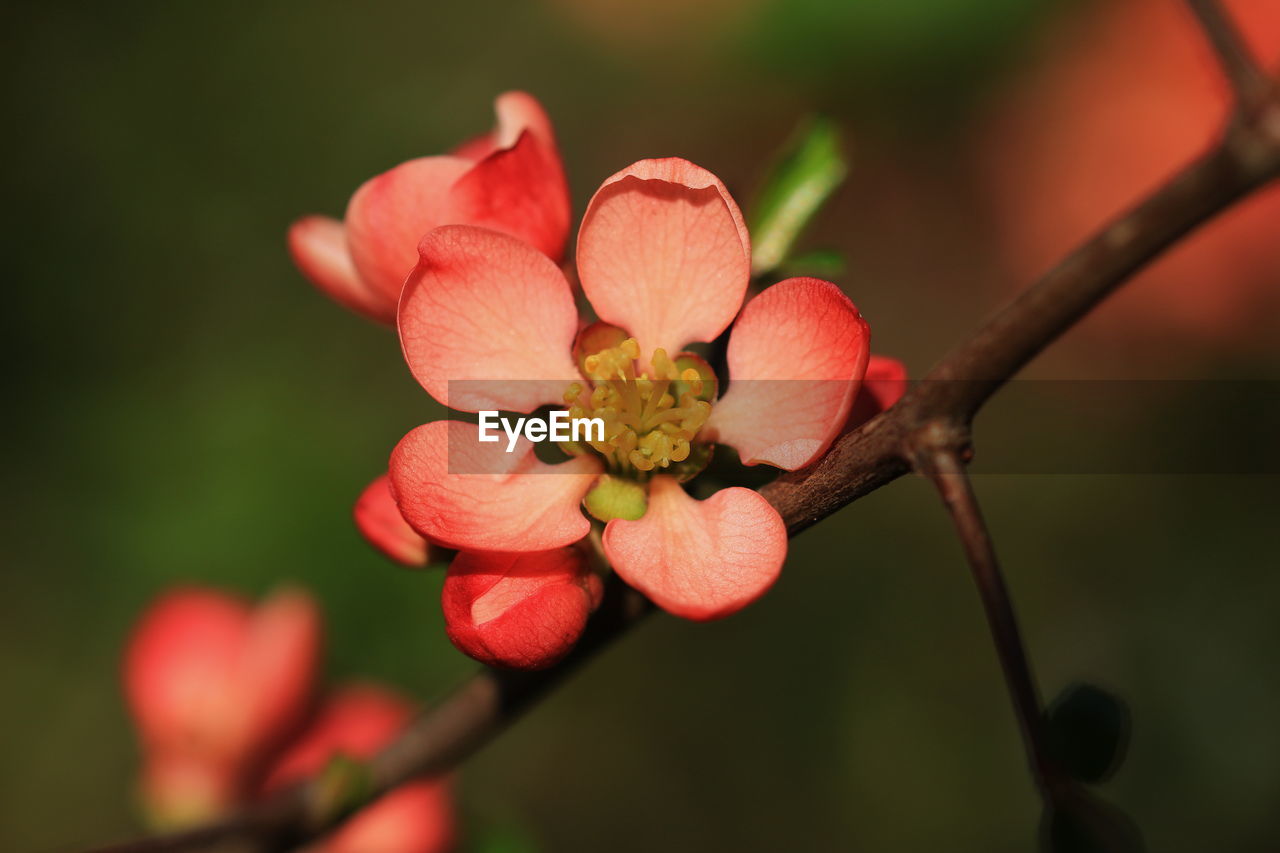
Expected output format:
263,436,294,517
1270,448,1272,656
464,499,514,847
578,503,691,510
261,685,455,853
125,587,320,826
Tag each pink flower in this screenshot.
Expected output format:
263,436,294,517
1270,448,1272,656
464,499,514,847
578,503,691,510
124,587,321,826
388,158,872,655
289,91,570,324
260,685,455,853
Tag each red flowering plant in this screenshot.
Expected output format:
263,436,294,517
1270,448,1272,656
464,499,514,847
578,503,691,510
288,92,572,568
384,156,905,668
124,586,454,851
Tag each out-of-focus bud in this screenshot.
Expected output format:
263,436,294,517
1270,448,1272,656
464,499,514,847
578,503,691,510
442,547,603,670
354,474,436,567
124,586,321,827
262,685,456,853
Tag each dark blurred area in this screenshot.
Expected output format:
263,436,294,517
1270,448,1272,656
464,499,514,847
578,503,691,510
3,0,1278,850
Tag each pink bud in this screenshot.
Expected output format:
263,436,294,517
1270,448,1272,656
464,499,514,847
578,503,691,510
354,474,435,567
124,586,321,826
846,354,908,431
262,685,455,853
442,547,603,670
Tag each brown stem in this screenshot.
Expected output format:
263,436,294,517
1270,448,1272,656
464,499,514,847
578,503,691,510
86,7,1280,851
1185,0,1273,112
913,438,1060,799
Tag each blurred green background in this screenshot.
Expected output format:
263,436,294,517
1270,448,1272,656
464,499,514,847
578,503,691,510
4,0,1279,850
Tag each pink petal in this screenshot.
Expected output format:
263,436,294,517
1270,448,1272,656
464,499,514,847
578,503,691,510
603,477,786,620
322,783,455,853
705,277,870,470
398,226,581,413
288,216,394,324
344,155,472,312
125,589,248,755
448,93,571,261
240,588,322,757
577,158,751,357
261,684,412,790
451,91,558,162
442,548,603,670
846,354,908,430
353,474,434,567
389,420,600,552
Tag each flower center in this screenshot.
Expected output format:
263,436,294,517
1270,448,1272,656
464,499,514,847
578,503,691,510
562,337,711,474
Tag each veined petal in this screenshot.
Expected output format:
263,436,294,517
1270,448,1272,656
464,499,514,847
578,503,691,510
389,420,600,552
345,155,472,310
603,477,786,621
451,91,559,162
288,216,393,324
577,158,751,357
449,93,571,261
706,277,870,471
399,226,581,413
354,474,434,567
442,548,602,670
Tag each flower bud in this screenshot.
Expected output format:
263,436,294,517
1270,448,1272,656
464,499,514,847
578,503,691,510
442,547,602,670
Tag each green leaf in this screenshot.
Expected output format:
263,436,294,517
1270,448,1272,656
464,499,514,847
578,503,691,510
748,116,849,276
778,248,847,278
1046,682,1131,784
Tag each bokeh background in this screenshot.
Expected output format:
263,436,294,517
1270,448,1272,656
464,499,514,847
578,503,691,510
4,0,1279,850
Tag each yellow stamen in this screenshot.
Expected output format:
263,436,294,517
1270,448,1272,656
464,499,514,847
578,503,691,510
565,337,712,476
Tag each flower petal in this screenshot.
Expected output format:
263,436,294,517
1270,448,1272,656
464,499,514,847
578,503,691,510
705,277,870,470
604,477,786,621
389,420,600,552
442,548,602,670
398,226,581,413
451,91,559,162
288,216,393,324
324,783,456,853
846,354,908,431
125,589,247,754
240,588,322,755
354,474,434,567
448,93,571,261
344,155,472,311
577,158,751,357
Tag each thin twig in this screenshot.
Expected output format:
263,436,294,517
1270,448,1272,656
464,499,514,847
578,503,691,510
1185,0,1272,111
86,7,1280,851
913,439,1060,798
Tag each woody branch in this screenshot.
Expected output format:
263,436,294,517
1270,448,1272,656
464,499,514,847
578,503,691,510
86,2,1280,851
